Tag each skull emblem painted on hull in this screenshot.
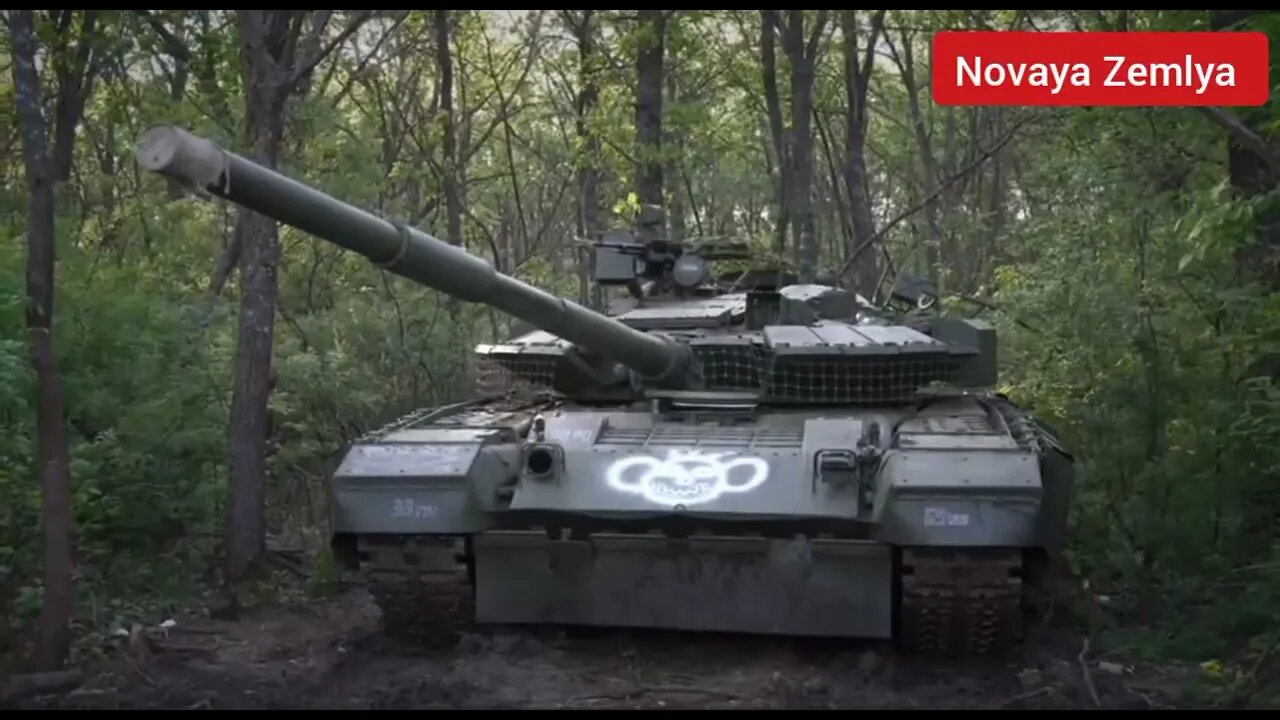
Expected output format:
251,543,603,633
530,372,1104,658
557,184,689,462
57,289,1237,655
605,449,769,507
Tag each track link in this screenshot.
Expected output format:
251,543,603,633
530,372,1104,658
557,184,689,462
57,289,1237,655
898,547,1026,658
357,535,474,647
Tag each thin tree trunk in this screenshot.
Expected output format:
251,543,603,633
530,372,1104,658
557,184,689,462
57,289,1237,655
198,11,234,129
226,9,293,583
51,11,100,182
760,10,787,252
433,9,468,392
783,10,826,282
634,10,666,216
10,8,77,672
889,28,944,292
220,11,373,584
436,10,463,248
841,10,883,297
665,64,685,241
567,11,603,308
225,214,278,582
814,108,851,247
976,108,1007,287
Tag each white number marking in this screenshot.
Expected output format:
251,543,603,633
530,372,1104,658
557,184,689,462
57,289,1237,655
392,498,439,519
924,507,969,527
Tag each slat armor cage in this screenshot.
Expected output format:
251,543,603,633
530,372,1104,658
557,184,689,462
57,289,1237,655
475,322,975,405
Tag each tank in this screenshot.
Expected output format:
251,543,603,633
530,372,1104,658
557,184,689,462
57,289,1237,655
136,125,1074,658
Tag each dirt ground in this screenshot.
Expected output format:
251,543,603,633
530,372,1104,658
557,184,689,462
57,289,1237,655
0,585,1190,710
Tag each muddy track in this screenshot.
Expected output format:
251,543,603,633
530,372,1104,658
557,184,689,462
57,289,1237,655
2,588,1186,710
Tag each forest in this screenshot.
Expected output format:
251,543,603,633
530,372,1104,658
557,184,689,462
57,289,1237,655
1,8,1278,710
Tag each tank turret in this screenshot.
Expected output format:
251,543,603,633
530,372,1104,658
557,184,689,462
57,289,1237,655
135,125,694,389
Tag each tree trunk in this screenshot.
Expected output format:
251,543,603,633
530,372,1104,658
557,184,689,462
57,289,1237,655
197,11,234,128
435,10,463,249
225,10,295,582
569,11,603,308
976,108,1008,286
433,9,467,390
760,10,787,253
891,28,944,293
665,61,686,241
841,10,884,298
634,10,666,215
783,10,825,282
814,109,852,248
10,8,90,672
51,11,100,182
225,214,279,583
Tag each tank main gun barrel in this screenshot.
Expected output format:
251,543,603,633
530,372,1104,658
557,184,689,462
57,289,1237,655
135,125,691,386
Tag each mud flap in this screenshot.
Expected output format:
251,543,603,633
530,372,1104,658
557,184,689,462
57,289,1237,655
472,531,893,638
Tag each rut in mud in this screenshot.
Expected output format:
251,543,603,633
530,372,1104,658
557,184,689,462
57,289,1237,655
2,587,1185,710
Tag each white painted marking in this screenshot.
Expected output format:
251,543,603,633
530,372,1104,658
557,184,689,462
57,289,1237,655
605,449,769,507
548,429,595,444
924,507,969,527
392,498,439,520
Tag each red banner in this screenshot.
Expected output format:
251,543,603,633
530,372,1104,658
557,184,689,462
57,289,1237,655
931,31,1270,107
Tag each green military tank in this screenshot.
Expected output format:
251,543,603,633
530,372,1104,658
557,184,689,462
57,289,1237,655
136,125,1074,658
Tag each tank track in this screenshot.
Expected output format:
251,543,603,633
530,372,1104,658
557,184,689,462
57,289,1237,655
357,536,1028,659
356,535,475,647
898,547,1026,658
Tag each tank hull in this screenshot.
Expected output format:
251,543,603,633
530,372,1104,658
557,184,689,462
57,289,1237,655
331,394,1072,657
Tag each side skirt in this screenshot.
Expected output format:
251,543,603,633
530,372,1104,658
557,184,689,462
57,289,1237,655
471,530,895,639
351,534,1032,657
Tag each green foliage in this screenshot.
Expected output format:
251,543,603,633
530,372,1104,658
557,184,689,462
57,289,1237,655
989,99,1280,693
0,229,229,656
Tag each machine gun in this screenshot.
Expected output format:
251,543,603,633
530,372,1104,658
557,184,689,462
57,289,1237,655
589,209,753,301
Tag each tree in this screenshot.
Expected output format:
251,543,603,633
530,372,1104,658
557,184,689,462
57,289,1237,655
760,10,788,252
560,10,603,306
224,10,371,584
435,10,464,250
634,10,667,219
8,8,102,671
840,10,884,297
781,10,827,282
